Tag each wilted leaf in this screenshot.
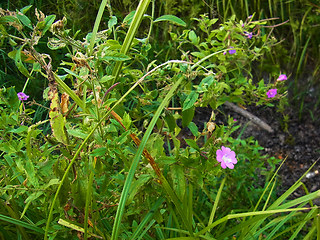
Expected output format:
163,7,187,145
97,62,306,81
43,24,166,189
49,91,68,145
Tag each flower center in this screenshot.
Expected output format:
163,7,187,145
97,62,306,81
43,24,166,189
222,155,232,164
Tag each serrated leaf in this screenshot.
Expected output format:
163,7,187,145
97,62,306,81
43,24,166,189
183,91,199,111
154,15,186,27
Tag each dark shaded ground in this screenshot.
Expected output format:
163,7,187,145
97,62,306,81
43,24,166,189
191,101,320,198
222,103,320,197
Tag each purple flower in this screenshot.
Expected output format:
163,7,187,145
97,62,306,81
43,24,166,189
228,47,236,55
266,89,277,98
248,15,253,19
277,74,287,81
244,31,253,39
216,146,238,169
17,92,29,101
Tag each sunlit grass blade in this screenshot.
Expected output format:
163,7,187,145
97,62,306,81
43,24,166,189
130,197,165,240
111,0,151,85
110,76,191,240
87,0,108,56
208,177,225,226
0,214,44,234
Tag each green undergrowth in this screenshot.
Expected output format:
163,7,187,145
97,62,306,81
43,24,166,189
0,1,319,239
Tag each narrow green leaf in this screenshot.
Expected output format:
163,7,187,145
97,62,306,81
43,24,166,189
42,15,56,34
154,15,187,27
16,13,32,30
20,5,33,14
0,214,44,234
15,45,34,79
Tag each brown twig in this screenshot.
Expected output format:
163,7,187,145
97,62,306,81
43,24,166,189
224,101,274,133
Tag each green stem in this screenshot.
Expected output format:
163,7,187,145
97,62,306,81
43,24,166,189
111,0,151,85
88,0,108,56
110,76,189,240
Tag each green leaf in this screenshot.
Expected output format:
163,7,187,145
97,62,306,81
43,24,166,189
67,128,88,139
9,125,28,134
183,91,199,111
164,111,176,132
16,12,33,30
123,11,136,25
182,107,195,128
20,5,33,14
14,46,34,79
42,15,56,34
154,15,187,27
0,214,44,234
108,16,117,29
100,50,131,61
191,51,206,59
187,122,199,137
188,30,198,45
127,174,151,204
90,147,108,157
170,165,186,201
184,138,200,151
197,75,214,92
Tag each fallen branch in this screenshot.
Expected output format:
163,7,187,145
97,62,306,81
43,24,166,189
224,101,274,133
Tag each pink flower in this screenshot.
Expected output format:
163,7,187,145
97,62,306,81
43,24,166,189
17,92,29,101
266,89,277,98
216,146,238,169
277,74,287,81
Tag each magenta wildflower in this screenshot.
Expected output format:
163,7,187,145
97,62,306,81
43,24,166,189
266,89,277,98
17,92,29,101
277,74,287,81
216,146,238,169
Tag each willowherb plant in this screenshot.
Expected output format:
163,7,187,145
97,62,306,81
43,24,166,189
0,2,318,240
